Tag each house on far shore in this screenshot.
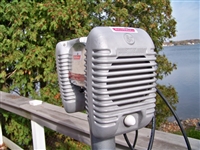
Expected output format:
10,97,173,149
163,39,200,46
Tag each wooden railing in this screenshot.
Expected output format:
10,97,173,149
0,91,200,150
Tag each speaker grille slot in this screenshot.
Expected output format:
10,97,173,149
57,54,73,101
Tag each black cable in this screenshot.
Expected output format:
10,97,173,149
147,115,156,150
156,87,192,150
132,130,138,148
123,133,134,150
123,115,156,150
124,88,191,150
123,130,139,150
123,130,138,150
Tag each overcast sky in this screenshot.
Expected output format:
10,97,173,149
170,0,199,41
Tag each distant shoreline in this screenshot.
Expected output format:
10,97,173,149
159,118,200,133
163,39,200,47
163,43,199,47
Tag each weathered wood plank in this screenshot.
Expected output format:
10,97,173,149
1,91,200,150
0,91,91,146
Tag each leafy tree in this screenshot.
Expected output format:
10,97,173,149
0,0,92,147
0,0,91,103
0,0,177,147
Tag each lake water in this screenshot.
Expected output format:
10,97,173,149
158,44,200,120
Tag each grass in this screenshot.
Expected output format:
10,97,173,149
173,127,200,140
53,139,90,150
46,132,90,150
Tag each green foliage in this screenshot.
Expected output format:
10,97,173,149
155,84,178,127
49,135,90,150
0,109,32,149
0,0,177,148
185,128,200,140
0,0,91,100
45,129,90,150
173,127,200,140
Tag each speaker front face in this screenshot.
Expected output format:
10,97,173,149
56,39,86,113
85,27,157,138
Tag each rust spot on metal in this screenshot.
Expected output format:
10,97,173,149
0,143,7,150
6,94,21,99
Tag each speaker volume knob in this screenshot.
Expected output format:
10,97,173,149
124,115,136,127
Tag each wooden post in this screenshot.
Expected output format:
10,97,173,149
0,121,3,145
0,119,7,150
31,120,46,150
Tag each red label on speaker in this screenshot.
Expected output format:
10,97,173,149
111,27,138,33
73,51,82,60
69,72,85,82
